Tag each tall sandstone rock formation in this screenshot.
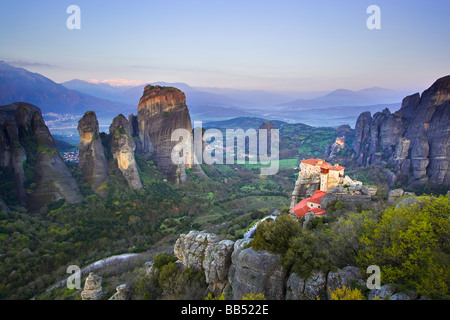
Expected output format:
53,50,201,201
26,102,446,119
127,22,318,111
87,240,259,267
0,102,83,211
108,114,142,189
78,111,110,197
77,85,205,191
136,85,194,183
353,75,450,186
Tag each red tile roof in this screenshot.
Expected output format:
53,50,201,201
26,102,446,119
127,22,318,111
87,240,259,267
329,166,345,171
290,190,327,218
308,190,327,204
301,158,344,171
301,159,324,166
319,163,333,169
290,198,309,215
310,207,327,215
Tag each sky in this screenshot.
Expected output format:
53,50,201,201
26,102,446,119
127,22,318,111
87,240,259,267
1,0,449,92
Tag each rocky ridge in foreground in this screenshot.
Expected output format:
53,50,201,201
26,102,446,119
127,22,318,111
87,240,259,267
171,230,423,300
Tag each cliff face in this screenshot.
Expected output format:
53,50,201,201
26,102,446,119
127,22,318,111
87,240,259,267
137,85,194,182
353,76,450,186
404,77,450,185
78,111,110,197
108,114,142,190
290,173,321,208
228,239,288,300
174,232,287,299
320,185,381,211
172,231,372,300
174,231,233,295
0,102,83,211
27,110,83,211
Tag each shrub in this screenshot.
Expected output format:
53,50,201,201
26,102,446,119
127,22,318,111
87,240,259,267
329,286,364,300
326,200,346,215
252,214,302,256
282,230,333,279
252,214,333,279
153,253,177,270
158,262,179,289
241,293,266,300
205,292,226,300
325,210,377,268
357,195,450,299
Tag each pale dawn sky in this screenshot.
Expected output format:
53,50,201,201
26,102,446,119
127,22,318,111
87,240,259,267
1,0,449,92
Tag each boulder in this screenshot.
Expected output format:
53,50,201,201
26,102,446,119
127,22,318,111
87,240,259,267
144,261,156,276
174,231,219,270
108,284,131,300
285,270,328,300
395,196,423,209
326,266,365,300
368,283,396,300
174,231,235,296
389,292,412,300
303,271,328,300
81,273,106,300
228,239,287,300
383,169,397,187
203,240,235,296
285,272,304,300
388,189,404,205
361,185,378,196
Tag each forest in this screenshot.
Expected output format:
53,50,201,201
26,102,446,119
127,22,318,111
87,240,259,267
0,121,448,300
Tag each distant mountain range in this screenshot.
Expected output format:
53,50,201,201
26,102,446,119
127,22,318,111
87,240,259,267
0,61,412,127
203,117,288,130
0,61,134,117
62,77,408,127
278,87,408,110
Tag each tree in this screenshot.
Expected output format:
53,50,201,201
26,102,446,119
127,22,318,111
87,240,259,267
135,274,159,300
252,214,333,279
153,253,178,270
325,210,377,267
282,230,333,279
357,195,450,299
252,214,302,256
